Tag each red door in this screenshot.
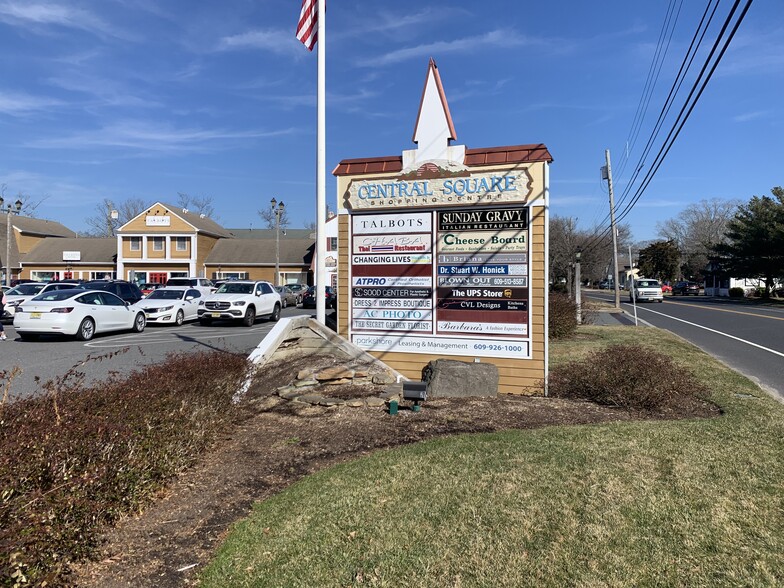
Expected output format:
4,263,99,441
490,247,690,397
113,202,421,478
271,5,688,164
150,272,168,284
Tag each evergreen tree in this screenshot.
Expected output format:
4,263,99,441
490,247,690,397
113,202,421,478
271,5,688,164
714,188,784,297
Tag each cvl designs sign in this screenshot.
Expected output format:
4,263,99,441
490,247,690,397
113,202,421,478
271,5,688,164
344,169,534,211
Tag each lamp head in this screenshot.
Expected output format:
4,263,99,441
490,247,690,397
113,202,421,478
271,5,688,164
270,197,277,209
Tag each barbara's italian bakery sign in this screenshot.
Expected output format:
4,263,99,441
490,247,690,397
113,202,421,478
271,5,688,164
333,59,552,395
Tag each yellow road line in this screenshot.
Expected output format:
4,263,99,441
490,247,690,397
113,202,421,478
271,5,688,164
664,299,784,321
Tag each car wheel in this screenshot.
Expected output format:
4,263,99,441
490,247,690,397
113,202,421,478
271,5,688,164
133,312,146,333
19,333,38,341
281,298,288,309
175,309,184,326
76,317,95,341
243,306,256,327
199,317,212,326
269,303,281,322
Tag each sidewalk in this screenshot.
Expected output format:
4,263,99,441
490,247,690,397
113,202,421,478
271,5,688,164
590,307,637,326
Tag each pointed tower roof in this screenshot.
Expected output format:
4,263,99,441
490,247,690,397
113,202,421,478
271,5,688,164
406,58,460,166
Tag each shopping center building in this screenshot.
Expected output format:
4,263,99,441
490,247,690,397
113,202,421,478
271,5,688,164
1,203,337,287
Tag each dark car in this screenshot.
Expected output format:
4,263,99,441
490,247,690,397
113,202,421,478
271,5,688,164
82,280,144,304
672,281,700,296
301,286,336,309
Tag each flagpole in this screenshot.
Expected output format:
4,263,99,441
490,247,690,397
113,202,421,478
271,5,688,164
315,0,326,324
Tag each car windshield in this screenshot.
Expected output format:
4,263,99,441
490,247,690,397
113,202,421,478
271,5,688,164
167,279,192,286
217,283,253,294
8,283,46,296
637,280,659,288
147,289,185,300
33,290,78,302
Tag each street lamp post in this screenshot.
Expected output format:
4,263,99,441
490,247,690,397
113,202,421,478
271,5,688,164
270,198,285,286
575,247,582,325
1,197,23,287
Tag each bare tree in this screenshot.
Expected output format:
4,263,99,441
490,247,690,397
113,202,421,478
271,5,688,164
83,197,150,237
177,192,216,219
656,198,740,279
258,203,291,230
1,184,49,217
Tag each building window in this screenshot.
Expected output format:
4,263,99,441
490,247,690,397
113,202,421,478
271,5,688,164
328,237,337,251
152,237,164,251
175,237,188,251
129,237,141,251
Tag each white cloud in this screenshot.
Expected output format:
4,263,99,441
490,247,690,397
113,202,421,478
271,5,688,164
26,120,299,153
0,1,127,38
0,91,63,115
732,110,770,123
217,29,304,58
360,29,547,67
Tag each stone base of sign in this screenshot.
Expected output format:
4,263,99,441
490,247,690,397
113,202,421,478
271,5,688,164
422,359,499,398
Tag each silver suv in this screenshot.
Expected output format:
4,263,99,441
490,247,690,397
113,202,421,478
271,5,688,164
197,280,281,326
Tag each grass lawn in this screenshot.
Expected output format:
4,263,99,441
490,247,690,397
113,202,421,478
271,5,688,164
199,327,784,587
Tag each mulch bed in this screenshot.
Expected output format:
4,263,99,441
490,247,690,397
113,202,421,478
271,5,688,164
71,353,719,587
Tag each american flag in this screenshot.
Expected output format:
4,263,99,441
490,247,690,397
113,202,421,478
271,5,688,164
296,0,318,51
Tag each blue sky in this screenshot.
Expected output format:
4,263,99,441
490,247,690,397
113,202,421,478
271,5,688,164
0,0,780,241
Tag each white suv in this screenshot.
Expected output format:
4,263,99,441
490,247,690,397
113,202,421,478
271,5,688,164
197,280,281,326
165,277,215,297
628,278,664,303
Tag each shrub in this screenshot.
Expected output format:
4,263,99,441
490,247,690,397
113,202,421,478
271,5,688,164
549,293,578,340
549,344,707,411
0,350,250,587
729,287,745,298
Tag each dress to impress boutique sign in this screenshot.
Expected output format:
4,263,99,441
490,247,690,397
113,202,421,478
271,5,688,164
349,208,531,359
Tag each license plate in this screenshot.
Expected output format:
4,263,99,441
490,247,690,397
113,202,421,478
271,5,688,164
31,312,42,319
211,312,221,318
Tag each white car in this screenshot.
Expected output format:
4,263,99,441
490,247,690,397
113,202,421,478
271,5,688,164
3,282,84,318
629,278,664,303
133,287,202,325
13,288,146,341
165,277,216,297
197,280,281,326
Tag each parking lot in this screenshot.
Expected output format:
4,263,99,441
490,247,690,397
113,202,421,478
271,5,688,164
1,306,313,399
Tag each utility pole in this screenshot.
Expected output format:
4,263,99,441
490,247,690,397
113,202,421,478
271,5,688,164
602,149,621,309
575,247,582,324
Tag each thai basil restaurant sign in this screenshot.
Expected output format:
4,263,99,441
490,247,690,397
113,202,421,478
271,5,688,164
345,170,533,211
349,208,531,359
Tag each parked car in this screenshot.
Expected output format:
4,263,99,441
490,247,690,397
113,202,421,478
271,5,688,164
301,286,337,309
139,283,165,296
3,281,85,319
13,288,146,341
197,280,281,326
661,283,673,293
133,287,202,325
628,278,664,303
672,281,700,296
165,277,215,296
274,285,299,308
82,280,144,304
598,280,615,290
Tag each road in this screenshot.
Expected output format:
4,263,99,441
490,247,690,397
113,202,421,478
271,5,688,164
586,291,784,400
1,306,314,399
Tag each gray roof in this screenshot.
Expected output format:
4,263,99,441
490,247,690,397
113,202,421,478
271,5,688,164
158,202,233,238
1,213,77,270
205,238,314,266
226,228,315,240
22,237,117,264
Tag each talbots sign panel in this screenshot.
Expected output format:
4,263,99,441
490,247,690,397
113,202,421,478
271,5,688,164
344,169,534,211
